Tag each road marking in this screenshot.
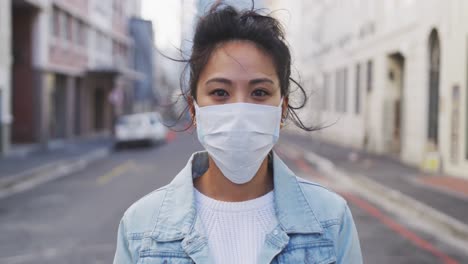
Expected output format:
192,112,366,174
0,148,110,199
97,160,135,185
275,145,328,183
342,192,459,264
0,242,114,263
410,177,468,202
166,130,177,142
277,145,460,263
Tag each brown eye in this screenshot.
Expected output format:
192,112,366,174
210,89,229,98
252,89,269,97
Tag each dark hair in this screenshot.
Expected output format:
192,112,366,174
172,2,320,132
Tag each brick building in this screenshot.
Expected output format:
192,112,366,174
9,0,141,149
0,0,12,155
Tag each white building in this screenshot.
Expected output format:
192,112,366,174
272,0,468,179
0,0,12,155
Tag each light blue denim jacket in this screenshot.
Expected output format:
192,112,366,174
113,151,363,263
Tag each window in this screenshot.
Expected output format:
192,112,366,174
367,60,373,92
334,68,348,113
78,22,87,47
113,41,118,55
335,70,341,112
323,73,330,111
50,7,55,36
355,63,361,114
95,0,112,16
343,68,348,113
121,43,128,65
466,81,468,159
101,33,106,52
52,7,61,37
0,90,2,133
59,11,67,40
98,32,103,51
466,38,468,159
428,31,440,145
106,36,112,53
65,13,72,41
93,30,100,51
114,0,123,17
72,19,79,45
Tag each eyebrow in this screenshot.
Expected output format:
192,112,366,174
205,77,274,85
249,78,274,85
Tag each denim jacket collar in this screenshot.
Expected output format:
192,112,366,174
150,151,324,242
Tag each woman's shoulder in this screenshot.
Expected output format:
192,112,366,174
120,185,170,234
295,176,348,222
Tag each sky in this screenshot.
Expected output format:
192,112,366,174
141,0,182,51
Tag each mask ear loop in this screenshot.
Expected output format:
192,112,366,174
191,100,199,127
279,97,287,127
192,114,197,127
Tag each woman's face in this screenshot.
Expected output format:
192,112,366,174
195,41,284,108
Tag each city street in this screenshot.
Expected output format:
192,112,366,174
2,0,468,263
0,133,466,263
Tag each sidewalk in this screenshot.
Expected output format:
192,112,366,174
0,135,113,199
279,132,468,252
280,132,468,224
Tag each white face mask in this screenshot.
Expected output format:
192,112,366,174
194,100,283,184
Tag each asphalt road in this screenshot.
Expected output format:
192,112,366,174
0,132,466,263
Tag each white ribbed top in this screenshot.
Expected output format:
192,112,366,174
195,189,278,264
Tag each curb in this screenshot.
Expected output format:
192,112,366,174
0,147,111,199
301,149,468,254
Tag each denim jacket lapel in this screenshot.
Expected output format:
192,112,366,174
257,153,325,263
181,214,212,264
150,154,197,241
272,152,323,234
258,225,290,263
150,152,212,263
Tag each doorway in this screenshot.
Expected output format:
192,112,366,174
74,78,82,136
428,29,440,149
11,2,38,143
0,89,3,153
385,53,405,154
94,88,105,131
363,60,373,150
50,75,67,139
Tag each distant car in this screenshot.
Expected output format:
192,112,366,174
114,112,168,148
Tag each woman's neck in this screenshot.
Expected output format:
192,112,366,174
194,156,274,202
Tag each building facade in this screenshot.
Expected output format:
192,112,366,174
129,17,156,113
0,0,12,155
273,0,468,179
8,0,141,151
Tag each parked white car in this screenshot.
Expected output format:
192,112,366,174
114,112,168,147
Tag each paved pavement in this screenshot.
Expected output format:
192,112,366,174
0,132,203,264
0,135,113,199
0,131,467,263
0,135,113,179
418,176,468,199
279,132,468,225
276,149,466,263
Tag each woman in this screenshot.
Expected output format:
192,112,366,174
113,3,362,264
